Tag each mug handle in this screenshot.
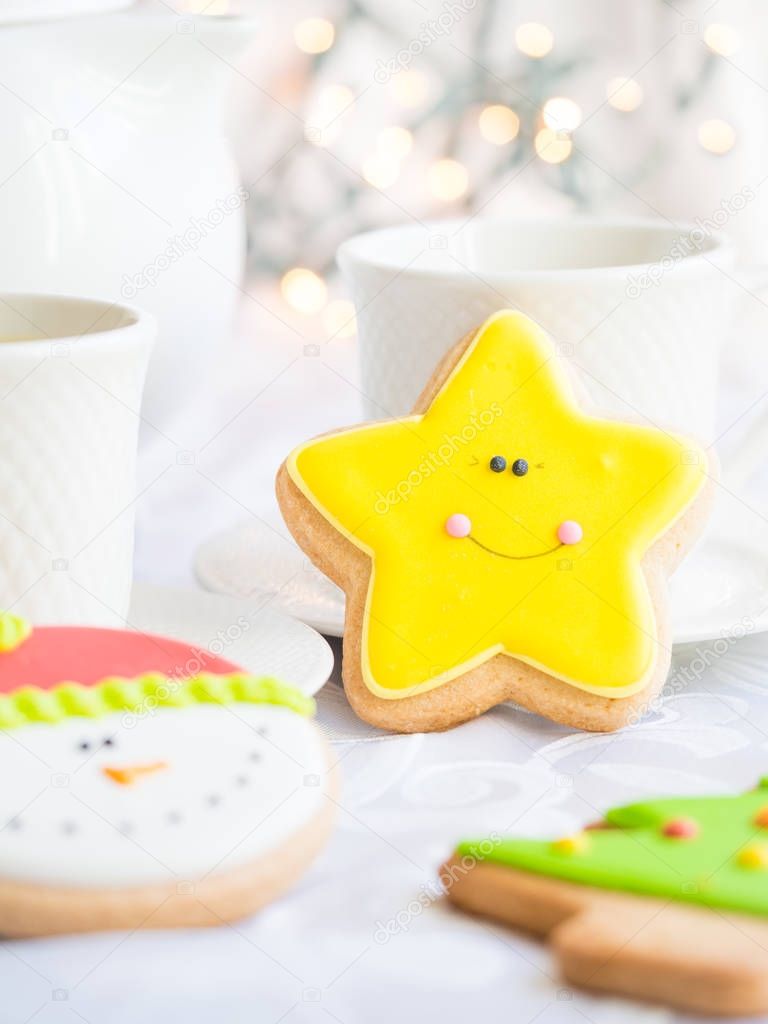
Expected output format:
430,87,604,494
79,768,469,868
718,265,768,492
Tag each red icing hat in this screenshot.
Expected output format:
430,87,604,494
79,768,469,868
0,623,240,695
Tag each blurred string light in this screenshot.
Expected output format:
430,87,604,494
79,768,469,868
542,96,582,132
314,83,354,120
248,8,729,274
294,17,335,55
281,268,327,314
534,128,572,163
363,126,413,189
428,158,468,201
362,152,400,188
305,83,355,146
704,23,740,56
377,125,413,159
478,104,520,144
698,118,736,154
515,22,553,58
390,70,429,108
606,76,643,112
323,299,357,338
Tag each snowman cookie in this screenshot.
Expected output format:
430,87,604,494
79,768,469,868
277,310,713,733
443,779,768,1016
0,617,335,936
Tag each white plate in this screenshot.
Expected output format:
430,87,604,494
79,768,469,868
128,581,334,696
195,494,768,645
668,491,768,643
195,522,346,637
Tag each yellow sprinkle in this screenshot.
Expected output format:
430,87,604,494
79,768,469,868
551,833,588,855
738,844,768,869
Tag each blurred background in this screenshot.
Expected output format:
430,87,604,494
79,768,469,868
1,0,765,584
233,0,763,275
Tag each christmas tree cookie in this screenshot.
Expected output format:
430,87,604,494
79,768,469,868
277,310,713,732
443,780,768,1015
0,618,335,936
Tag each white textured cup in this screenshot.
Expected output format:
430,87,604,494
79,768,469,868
338,218,734,441
0,294,155,625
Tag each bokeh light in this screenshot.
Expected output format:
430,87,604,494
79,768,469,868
323,300,357,338
704,23,740,56
362,153,400,189
698,119,736,154
542,97,582,132
606,76,643,112
534,128,572,163
281,268,328,314
390,70,429,108
515,23,554,58
377,125,413,160
478,104,520,144
428,158,469,201
294,17,335,55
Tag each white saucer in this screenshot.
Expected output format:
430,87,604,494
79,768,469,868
127,581,334,696
195,522,346,637
194,494,768,646
668,490,768,644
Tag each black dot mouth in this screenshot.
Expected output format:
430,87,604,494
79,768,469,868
468,534,563,560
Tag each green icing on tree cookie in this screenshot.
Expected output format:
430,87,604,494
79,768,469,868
458,780,768,917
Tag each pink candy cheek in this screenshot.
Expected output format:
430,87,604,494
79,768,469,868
557,520,583,545
445,514,472,539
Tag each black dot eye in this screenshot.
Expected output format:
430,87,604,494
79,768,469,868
102,737,115,748
511,458,529,477
78,741,91,752
489,455,507,473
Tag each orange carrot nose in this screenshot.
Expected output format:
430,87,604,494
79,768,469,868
103,761,168,785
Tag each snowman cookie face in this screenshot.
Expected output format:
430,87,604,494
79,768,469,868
0,703,328,888
0,621,335,936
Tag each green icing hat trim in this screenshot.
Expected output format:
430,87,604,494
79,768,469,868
0,613,32,653
457,779,768,919
0,673,315,730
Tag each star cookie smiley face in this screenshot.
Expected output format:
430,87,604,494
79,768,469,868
277,310,714,734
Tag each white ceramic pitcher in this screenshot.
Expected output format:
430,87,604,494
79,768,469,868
0,1,256,432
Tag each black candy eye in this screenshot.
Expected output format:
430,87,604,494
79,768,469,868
511,458,529,477
489,455,507,473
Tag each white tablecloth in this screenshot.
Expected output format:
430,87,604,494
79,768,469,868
5,288,768,1024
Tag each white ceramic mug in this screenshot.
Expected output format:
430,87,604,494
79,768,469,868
338,218,734,442
0,293,155,625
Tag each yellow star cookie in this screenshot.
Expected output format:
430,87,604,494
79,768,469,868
277,311,713,732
